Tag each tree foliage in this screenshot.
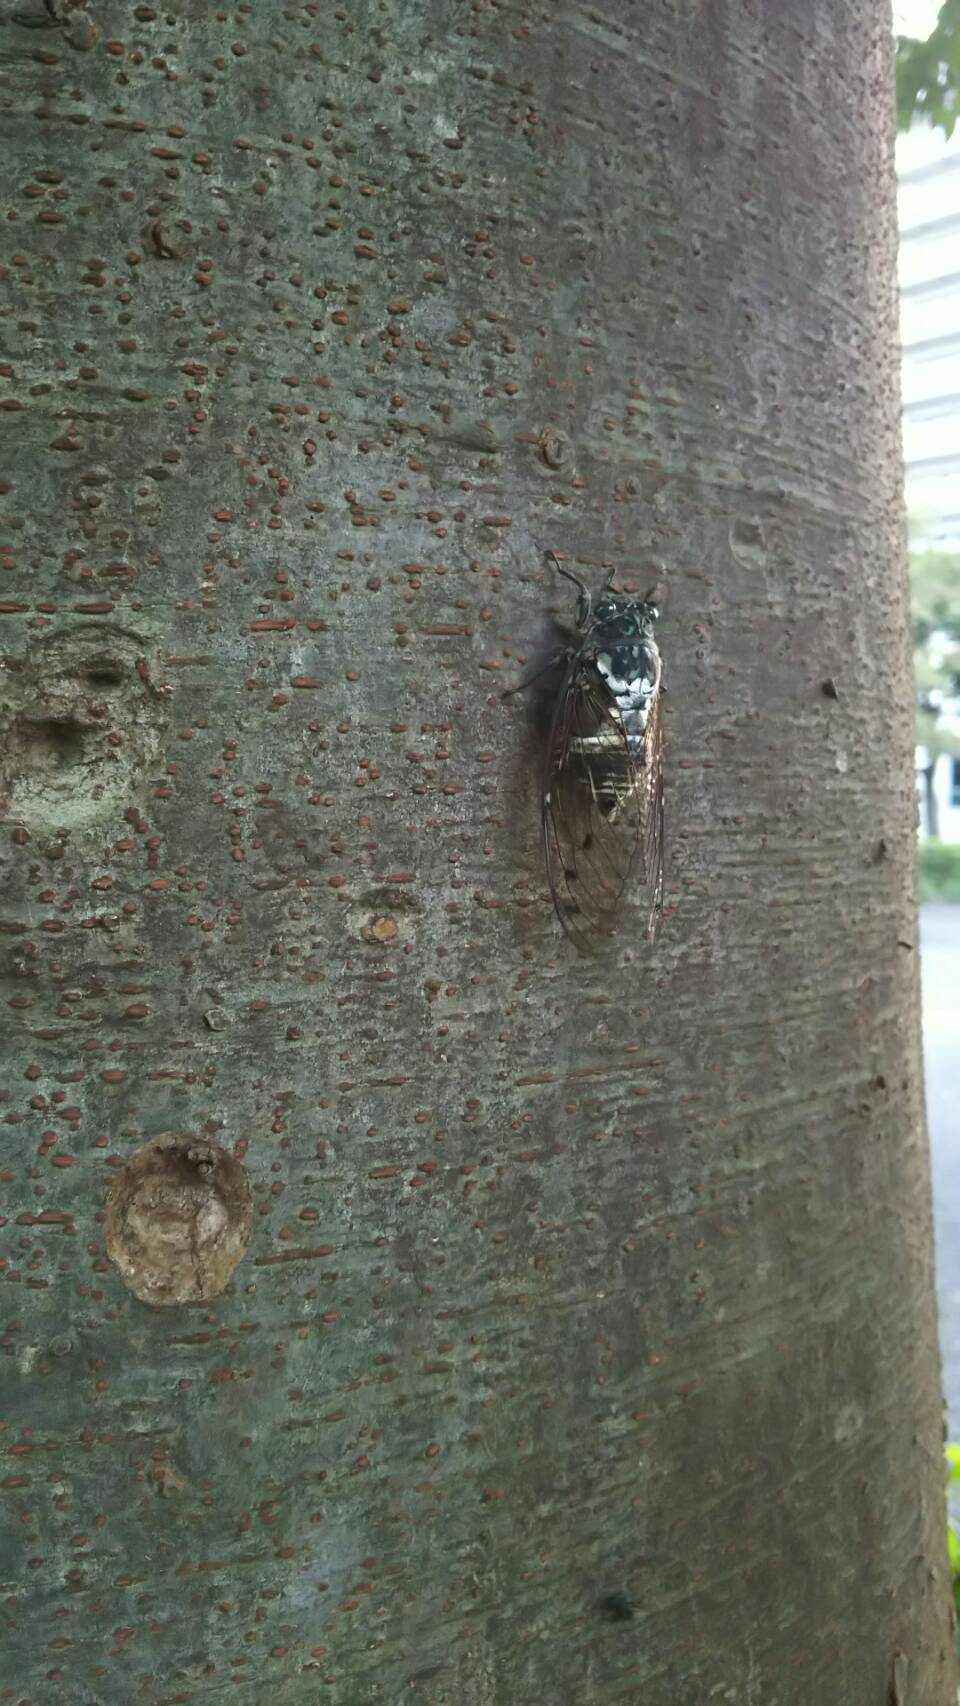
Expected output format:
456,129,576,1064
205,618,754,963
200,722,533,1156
910,544,960,760
911,545,960,663
897,2,960,135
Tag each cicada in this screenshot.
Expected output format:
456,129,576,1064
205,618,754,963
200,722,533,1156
514,553,664,952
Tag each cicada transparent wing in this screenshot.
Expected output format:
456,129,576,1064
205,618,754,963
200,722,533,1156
542,660,663,952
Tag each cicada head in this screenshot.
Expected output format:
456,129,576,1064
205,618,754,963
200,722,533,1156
590,591,658,645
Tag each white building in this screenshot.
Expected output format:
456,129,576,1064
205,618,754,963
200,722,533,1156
899,126,960,546
899,125,960,839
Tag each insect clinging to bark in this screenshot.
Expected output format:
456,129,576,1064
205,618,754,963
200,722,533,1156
510,552,664,953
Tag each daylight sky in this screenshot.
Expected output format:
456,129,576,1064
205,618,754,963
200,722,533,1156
894,0,943,35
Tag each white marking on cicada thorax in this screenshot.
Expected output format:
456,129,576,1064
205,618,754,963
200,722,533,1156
595,653,658,717
621,706,650,743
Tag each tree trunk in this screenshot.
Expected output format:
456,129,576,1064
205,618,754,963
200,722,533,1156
0,3,952,1703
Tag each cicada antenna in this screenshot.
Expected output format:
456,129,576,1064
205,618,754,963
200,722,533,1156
545,549,589,597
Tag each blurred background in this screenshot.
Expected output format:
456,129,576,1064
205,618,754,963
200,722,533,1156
896,0,960,1605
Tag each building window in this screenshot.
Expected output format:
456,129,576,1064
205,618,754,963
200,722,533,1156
953,756,960,808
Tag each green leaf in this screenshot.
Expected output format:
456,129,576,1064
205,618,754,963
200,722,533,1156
897,0,960,136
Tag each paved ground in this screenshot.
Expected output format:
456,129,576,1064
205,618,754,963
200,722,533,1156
921,904,960,1434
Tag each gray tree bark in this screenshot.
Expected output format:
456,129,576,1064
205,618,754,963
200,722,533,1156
0,2,953,1702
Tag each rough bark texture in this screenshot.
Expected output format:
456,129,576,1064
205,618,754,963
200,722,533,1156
0,2,953,1702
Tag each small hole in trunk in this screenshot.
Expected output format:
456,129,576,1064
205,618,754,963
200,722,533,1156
12,717,88,769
